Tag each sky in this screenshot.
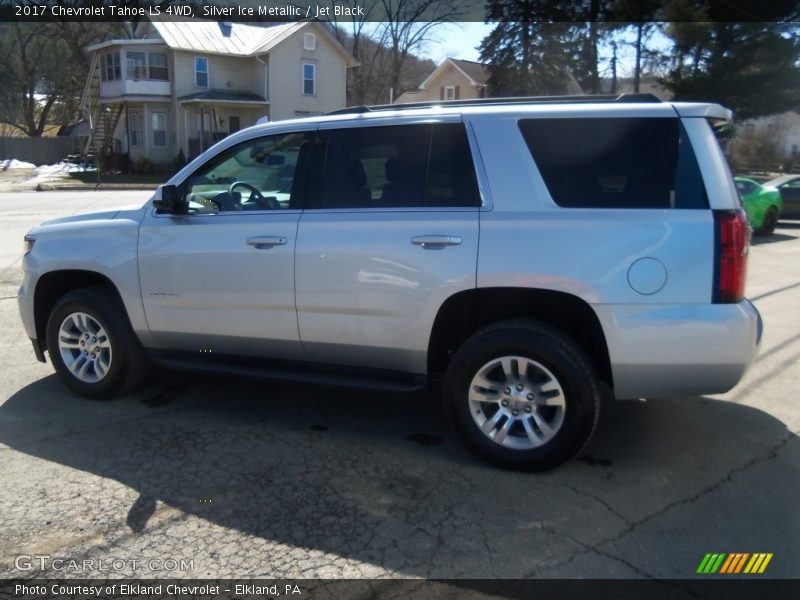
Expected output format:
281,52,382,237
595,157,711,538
416,22,670,78
424,22,493,64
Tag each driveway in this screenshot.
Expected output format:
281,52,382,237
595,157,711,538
0,191,798,580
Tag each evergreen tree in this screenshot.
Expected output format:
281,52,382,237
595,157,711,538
479,1,615,96
661,1,800,119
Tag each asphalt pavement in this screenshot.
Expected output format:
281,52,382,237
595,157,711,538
0,190,798,581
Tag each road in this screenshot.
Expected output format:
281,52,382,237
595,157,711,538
0,191,798,581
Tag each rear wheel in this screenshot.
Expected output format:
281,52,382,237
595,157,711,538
443,320,601,471
756,206,778,236
46,287,149,399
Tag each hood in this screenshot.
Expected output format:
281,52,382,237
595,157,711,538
41,205,146,227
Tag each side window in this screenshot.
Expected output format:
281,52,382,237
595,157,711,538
184,131,311,214
313,123,480,209
736,180,754,195
427,123,481,207
518,117,708,209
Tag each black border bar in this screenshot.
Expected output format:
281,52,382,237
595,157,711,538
3,579,800,600
2,0,800,23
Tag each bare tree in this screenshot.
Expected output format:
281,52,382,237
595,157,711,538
329,0,457,105
379,0,462,99
0,22,120,136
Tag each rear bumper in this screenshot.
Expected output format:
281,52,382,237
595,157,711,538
596,300,762,399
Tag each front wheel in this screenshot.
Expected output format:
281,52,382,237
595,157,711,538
46,287,149,399
443,320,602,471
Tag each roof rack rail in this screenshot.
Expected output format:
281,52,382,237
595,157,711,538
327,93,662,116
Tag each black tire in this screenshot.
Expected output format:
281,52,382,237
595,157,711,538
45,286,150,400
443,319,602,471
756,206,778,236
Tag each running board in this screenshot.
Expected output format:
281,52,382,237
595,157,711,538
153,354,426,393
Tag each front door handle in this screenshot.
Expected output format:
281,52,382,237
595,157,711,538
411,235,462,249
247,236,287,249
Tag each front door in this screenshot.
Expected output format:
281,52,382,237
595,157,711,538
138,128,314,359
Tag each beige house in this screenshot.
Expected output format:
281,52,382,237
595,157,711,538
81,18,356,166
395,58,489,104
396,57,584,104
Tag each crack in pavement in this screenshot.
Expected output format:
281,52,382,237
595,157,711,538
527,524,711,600
557,482,634,527
528,431,795,582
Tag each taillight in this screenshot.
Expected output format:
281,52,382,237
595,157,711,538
714,210,749,303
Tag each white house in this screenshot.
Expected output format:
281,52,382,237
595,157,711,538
80,18,357,166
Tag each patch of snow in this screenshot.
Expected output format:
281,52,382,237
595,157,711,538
28,161,97,184
35,161,96,176
1,158,37,169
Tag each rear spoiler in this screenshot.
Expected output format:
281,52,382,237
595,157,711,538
671,102,733,123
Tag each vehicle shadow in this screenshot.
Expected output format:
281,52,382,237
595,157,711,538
751,232,797,245
776,220,800,229
1,372,797,579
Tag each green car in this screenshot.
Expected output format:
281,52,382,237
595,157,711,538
734,177,783,235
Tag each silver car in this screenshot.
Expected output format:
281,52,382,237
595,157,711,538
18,94,762,470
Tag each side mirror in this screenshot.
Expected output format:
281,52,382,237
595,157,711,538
153,184,188,214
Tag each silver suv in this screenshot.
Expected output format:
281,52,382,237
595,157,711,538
18,94,762,471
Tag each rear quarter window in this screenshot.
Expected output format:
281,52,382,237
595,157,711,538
518,117,707,209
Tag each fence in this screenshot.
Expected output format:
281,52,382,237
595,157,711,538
0,136,80,166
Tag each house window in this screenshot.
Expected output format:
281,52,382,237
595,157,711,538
148,53,168,80
151,112,167,147
304,33,316,51
101,53,120,81
127,51,147,80
444,86,456,100
303,63,315,96
195,57,209,87
125,52,167,81
229,116,240,134
129,112,143,147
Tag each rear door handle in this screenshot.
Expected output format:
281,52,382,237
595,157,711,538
411,235,462,249
247,236,287,249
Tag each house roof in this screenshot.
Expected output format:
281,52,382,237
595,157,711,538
178,89,267,105
87,18,358,66
419,58,489,90
147,19,302,56
450,59,489,86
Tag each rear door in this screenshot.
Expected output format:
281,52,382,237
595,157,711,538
294,119,482,374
